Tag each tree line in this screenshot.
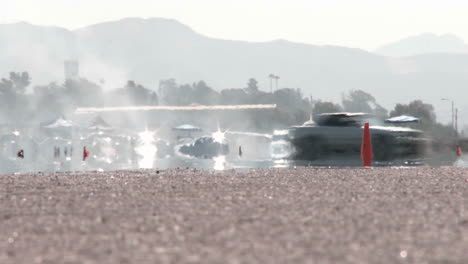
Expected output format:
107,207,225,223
0,71,455,138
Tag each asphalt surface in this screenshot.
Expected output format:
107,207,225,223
0,167,467,264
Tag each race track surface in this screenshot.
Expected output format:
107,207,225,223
1,167,467,263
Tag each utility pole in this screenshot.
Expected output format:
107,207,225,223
269,74,280,93
270,77,273,93
268,74,274,93
274,75,280,91
441,98,455,131
451,100,455,131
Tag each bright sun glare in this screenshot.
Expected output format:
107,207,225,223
136,129,157,169
212,130,225,143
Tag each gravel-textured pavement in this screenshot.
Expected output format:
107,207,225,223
1,167,467,263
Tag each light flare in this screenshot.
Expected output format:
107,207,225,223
213,155,226,171
212,130,226,143
136,129,157,169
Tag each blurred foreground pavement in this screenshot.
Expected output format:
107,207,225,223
0,167,467,263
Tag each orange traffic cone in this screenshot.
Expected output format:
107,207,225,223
457,145,462,157
83,147,90,161
361,122,373,167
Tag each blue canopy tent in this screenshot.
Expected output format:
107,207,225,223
172,124,202,132
172,124,202,139
88,116,114,132
42,117,78,129
385,115,420,124
40,117,79,138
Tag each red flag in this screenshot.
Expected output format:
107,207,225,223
83,147,90,161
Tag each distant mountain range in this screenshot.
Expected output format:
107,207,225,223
376,33,468,57
1,18,467,124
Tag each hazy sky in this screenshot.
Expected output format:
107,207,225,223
3,0,468,50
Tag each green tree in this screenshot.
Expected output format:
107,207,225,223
220,88,248,105
177,84,194,105
245,78,259,94
313,101,343,115
63,78,104,107
32,82,70,121
0,72,30,95
158,78,179,105
192,80,219,105
273,88,311,126
109,80,158,106
124,80,158,105
342,89,387,118
0,72,31,122
389,100,436,124
8,72,31,94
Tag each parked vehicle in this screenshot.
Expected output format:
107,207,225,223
282,113,429,165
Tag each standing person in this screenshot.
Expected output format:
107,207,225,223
83,147,90,161
17,149,24,159
238,146,243,158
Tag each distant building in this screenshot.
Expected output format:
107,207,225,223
64,60,79,80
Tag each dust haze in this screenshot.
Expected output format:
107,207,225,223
0,17,464,173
